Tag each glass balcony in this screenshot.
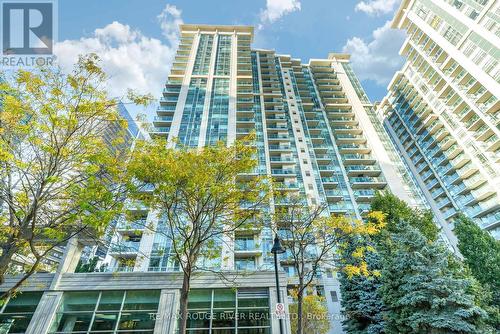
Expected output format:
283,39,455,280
109,241,140,254
151,127,170,133
268,145,291,150
234,238,256,251
235,259,256,271
153,116,173,123
271,169,295,175
269,156,294,162
116,219,147,231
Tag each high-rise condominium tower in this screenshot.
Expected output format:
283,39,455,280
377,0,500,239
103,24,428,333
0,23,458,334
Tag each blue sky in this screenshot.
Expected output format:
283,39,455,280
55,0,405,111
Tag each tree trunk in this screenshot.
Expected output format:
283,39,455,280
177,271,191,333
297,289,304,334
0,242,18,286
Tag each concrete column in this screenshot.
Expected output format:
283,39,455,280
25,291,63,334
154,289,179,334
50,237,83,290
135,210,161,272
226,32,238,145
269,286,291,334
168,33,200,144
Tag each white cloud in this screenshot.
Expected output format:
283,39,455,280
259,0,301,25
342,21,405,86
355,0,401,16
54,4,183,99
157,4,183,46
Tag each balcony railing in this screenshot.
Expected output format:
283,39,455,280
235,240,256,251
109,241,140,253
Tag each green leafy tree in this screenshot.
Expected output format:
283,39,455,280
274,196,386,334
289,291,330,334
340,193,438,334
126,136,269,333
370,192,438,241
454,215,500,329
75,256,99,273
0,55,150,299
454,215,500,300
340,193,492,334
380,222,486,334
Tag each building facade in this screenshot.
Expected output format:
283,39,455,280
377,0,500,239
2,23,446,334
79,102,145,264
101,24,427,334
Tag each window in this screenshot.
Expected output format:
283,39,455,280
206,78,230,145
214,35,231,76
283,265,296,277
330,291,339,302
116,258,135,272
178,78,207,147
452,0,463,10
235,237,255,251
193,34,214,75
430,16,441,29
49,290,160,333
187,289,270,333
0,292,43,333
469,10,479,20
148,225,180,272
235,258,256,271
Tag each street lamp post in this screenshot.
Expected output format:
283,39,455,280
271,233,286,334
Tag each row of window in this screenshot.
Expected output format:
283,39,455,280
0,288,274,334
50,290,160,333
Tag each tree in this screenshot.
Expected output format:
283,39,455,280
0,54,150,299
126,137,269,333
370,192,438,241
454,215,500,329
274,196,386,334
380,221,486,334
340,193,490,334
454,215,500,301
289,290,330,334
339,238,385,334
75,256,99,273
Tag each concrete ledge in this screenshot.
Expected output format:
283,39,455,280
1,270,287,292
0,273,54,291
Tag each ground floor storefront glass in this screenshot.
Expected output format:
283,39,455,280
49,290,160,333
186,288,271,334
0,291,43,333
1,287,273,333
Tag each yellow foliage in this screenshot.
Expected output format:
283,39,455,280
0,54,152,293
344,265,362,279
289,290,330,334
